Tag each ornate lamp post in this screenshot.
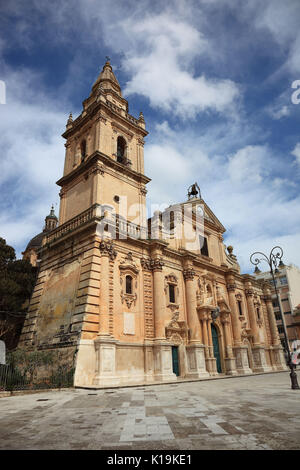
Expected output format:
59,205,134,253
250,246,299,390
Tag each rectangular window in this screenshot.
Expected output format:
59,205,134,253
272,300,279,308
275,313,282,321
169,284,175,304
279,276,287,285
278,326,285,334
237,300,243,316
199,236,209,257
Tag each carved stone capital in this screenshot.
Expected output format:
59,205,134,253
140,257,152,271
140,186,147,196
99,240,117,260
183,268,196,281
150,257,164,271
92,162,105,176
245,289,254,297
227,283,236,292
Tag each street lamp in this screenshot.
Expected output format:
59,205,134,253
250,246,299,390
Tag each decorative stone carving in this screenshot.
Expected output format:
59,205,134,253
119,251,139,273
245,288,254,297
99,240,117,260
150,257,164,271
165,312,188,345
183,268,195,281
140,187,147,196
121,292,137,309
140,257,152,271
227,283,236,291
119,252,139,309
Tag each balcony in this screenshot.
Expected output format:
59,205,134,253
43,205,147,246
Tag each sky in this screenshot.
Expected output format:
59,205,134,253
0,0,300,274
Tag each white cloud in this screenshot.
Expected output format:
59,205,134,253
291,143,300,166
110,12,240,118
269,105,290,120
228,145,270,185
0,66,67,255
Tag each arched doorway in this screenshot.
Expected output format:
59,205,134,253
211,324,222,373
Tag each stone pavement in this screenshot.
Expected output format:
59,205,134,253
0,371,299,450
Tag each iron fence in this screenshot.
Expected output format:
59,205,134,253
0,363,74,391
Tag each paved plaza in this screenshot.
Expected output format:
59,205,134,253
0,371,299,450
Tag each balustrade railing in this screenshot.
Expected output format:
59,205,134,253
44,205,147,244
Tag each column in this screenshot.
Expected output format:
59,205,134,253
221,313,238,375
226,281,242,345
226,274,251,374
93,241,119,387
244,278,270,372
183,268,201,342
184,260,209,378
150,247,176,382
98,251,110,336
151,257,165,340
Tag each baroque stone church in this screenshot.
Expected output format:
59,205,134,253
19,60,287,387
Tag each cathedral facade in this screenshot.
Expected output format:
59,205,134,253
19,61,287,387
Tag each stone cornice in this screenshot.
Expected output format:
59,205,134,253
56,151,151,188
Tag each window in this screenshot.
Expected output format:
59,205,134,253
117,136,126,163
237,300,243,316
272,300,279,308
256,307,260,320
199,236,209,257
125,275,132,294
81,139,86,161
278,326,285,334
275,313,282,321
279,276,287,285
169,284,176,303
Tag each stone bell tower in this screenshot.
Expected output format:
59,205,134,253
19,61,151,376
58,59,150,230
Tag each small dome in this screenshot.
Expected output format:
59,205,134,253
46,205,58,221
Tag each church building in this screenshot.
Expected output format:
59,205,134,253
19,60,287,387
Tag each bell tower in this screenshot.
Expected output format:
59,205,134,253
57,60,150,230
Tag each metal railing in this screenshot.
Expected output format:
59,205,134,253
0,363,74,391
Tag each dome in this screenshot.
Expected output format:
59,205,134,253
24,232,45,252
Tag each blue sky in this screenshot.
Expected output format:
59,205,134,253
0,0,300,273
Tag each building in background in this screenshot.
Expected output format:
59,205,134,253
255,264,300,349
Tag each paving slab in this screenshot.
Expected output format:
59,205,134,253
0,371,299,450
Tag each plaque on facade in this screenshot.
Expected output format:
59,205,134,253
123,312,135,335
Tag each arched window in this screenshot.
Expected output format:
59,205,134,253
81,139,86,161
117,136,126,163
125,275,132,294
